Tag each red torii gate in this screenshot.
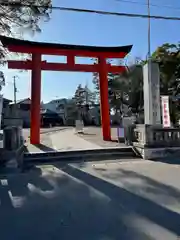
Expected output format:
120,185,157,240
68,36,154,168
0,36,132,145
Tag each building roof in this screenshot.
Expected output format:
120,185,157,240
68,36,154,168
9,98,31,105
0,35,133,54
3,98,12,103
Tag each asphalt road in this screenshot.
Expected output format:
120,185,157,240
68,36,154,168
0,160,179,240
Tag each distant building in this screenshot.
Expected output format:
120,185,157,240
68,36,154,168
42,98,101,126
42,98,68,124
1,98,12,128
4,98,31,127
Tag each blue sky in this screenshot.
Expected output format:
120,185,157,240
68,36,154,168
2,0,180,102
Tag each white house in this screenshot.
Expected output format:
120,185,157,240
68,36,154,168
42,98,69,124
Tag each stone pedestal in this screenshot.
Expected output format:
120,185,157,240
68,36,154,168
133,62,180,160
133,124,180,160
0,126,25,170
0,94,3,129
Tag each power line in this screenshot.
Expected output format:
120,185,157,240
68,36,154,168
0,3,180,21
2,0,180,12
115,0,180,11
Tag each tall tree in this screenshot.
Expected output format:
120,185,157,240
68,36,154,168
151,43,180,123
73,84,96,106
0,0,51,60
120,64,144,114
0,71,5,91
73,84,86,107
92,62,131,114
73,84,96,121
116,43,180,123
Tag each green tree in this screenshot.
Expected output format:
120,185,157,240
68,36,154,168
120,64,144,114
0,71,5,91
117,43,180,123
74,84,96,106
152,43,180,124
73,84,96,121
0,0,51,60
93,69,128,114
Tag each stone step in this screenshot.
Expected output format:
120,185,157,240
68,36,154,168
24,147,138,164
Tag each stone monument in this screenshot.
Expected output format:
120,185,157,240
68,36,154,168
133,61,180,160
143,61,161,125
0,71,5,130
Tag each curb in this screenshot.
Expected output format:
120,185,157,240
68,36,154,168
24,147,138,164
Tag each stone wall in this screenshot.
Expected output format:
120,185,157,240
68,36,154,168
133,124,180,160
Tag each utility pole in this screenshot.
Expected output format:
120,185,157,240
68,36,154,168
147,0,151,59
13,76,18,104
147,0,151,95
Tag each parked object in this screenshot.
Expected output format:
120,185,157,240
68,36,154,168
75,120,84,134
41,109,64,127
1,126,24,170
117,127,125,143
122,117,136,145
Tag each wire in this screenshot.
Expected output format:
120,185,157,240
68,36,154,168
115,0,180,11
0,3,180,21
2,0,180,12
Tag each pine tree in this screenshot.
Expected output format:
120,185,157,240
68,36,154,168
0,0,52,60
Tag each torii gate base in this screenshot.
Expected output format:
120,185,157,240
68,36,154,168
0,36,132,145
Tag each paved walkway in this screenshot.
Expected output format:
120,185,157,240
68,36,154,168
79,127,122,148
26,127,125,153
51,129,101,151
0,159,180,239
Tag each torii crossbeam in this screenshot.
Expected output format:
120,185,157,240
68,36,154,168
0,36,132,145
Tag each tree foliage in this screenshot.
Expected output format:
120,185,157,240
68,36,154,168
0,71,5,91
120,64,144,114
0,0,52,59
72,84,97,121
152,43,180,123
92,43,180,123
73,84,96,106
93,69,129,113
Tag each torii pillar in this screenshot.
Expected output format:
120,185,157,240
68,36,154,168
30,53,42,144
98,56,111,141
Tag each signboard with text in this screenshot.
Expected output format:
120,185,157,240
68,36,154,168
161,96,171,128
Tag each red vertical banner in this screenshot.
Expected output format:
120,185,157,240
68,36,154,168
161,96,171,128
98,56,111,141
30,54,41,144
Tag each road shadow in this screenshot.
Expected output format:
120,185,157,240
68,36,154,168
79,133,96,136
1,161,180,239
96,167,180,208
0,162,163,240
111,139,118,143
33,143,56,152
0,166,53,210
152,157,180,165
0,163,153,240
56,162,180,237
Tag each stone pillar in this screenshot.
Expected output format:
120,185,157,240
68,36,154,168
30,53,41,145
0,94,3,129
143,61,161,125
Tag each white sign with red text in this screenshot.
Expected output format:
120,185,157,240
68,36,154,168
161,96,171,128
